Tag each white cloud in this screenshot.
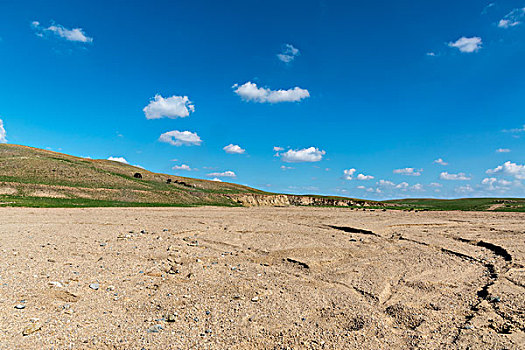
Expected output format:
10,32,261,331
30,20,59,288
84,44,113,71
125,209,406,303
32,21,93,43
356,173,374,180
143,94,195,119
455,185,474,193
503,124,525,133
378,180,396,187
281,165,294,170
448,37,482,53
343,168,356,180
277,44,300,63
486,161,525,180
172,164,192,171
223,144,245,154
342,168,373,180
481,177,514,191
498,8,525,28
440,172,471,180
233,82,310,103
0,118,7,143
107,156,128,164
273,146,284,152
434,158,448,165
395,182,409,189
411,183,424,191
159,130,202,146
496,148,510,153
393,168,422,176
482,3,495,15
426,52,436,57
429,182,443,188
210,178,222,182
279,147,325,163
207,171,236,178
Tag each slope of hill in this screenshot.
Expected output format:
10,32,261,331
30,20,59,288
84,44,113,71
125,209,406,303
0,144,373,208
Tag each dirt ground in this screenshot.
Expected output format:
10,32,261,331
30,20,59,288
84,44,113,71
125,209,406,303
0,207,523,349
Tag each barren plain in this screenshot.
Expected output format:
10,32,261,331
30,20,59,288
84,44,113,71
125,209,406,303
0,207,523,349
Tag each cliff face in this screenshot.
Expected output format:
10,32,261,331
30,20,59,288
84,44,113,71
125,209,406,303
227,194,378,207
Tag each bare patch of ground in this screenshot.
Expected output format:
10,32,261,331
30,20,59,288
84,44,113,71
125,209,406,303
0,207,523,349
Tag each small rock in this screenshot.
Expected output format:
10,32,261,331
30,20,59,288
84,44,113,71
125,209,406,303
22,323,42,336
147,324,163,333
89,283,99,290
14,304,25,309
251,296,259,302
49,281,64,288
166,313,177,322
205,328,212,334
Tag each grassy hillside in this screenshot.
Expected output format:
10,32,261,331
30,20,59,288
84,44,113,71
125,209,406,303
385,198,525,212
0,144,265,207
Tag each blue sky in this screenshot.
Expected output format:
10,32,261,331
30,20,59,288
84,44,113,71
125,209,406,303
0,0,524,199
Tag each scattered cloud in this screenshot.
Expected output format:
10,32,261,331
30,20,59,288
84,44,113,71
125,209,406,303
343,168,356,180
278,147,325,163
426,52,436,57
481,177,513,191
496,148,510,153
486,161,525,179
159,130,202,146
455,185,474,193
356,174,374,181
107,156,128,164
233,82,310,103
429,182,443,188
411,183,424,191
440,172,471,180
172,164,193,171
207,171,236,178
143,94,195,119
434,158,448,166
503,124,525,133
281,165,294,170
393,168,422,176
31,21,93,43
223,144,246,154
0,118,7,143
210,178,222,182
273,146,284,152
277,44,300,63
498,7,525,28
448,36,482,53
482,3,495,15
343,169,374,181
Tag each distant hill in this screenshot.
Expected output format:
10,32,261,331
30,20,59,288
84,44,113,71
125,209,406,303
0,144,372,208
1,144,523,211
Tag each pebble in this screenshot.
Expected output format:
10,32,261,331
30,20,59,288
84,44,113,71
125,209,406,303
166,313,177,322
89,283,100,290
251,296,259,302
14,304,25,309
22,322,42,336
49,281,64,288
147,324,163,333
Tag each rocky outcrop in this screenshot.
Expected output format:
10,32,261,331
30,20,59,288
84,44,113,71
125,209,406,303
227,194,380,207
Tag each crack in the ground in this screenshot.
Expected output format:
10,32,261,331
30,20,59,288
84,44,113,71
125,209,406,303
326,225,381,237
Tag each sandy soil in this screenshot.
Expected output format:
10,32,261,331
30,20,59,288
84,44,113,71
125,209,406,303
0,207,523,349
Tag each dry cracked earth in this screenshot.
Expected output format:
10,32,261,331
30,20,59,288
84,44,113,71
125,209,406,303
0,207,524,349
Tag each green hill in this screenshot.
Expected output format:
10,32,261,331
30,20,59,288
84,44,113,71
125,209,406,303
1,144,523,211
0,144,266,207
